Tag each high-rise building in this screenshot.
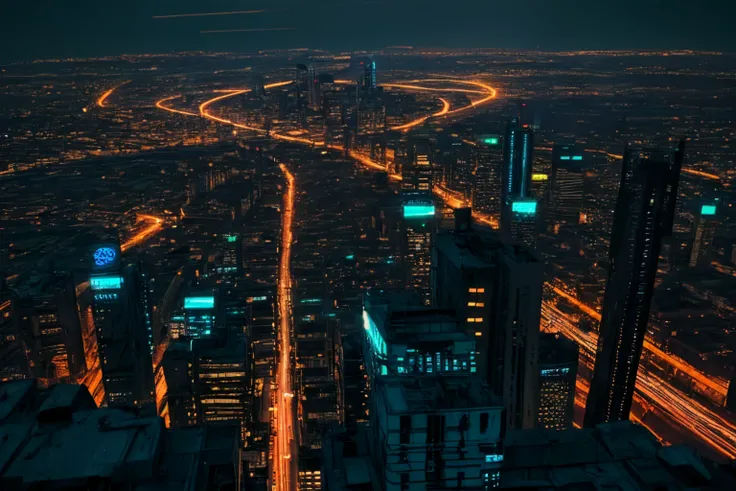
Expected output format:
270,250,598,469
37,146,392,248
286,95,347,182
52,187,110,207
402,139,433,192
538,333,578,431
363,59,377,92
0,380,243,490
584,141,683,427
472,135,503,221
501,118,536,246
401,193,435,306
89,244,154,406
434,216,543,430
295,318,343,449
372,376,505,490
548,144,584,233
689,204,718,268
182,292,218,339
307,63,321,110
0,293,28,382
15,273,86,385
362,291,477,377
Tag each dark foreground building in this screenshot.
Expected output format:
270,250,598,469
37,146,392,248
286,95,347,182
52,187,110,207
0,380,241,490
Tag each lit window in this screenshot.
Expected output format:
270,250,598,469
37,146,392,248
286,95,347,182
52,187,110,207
467,318,476,323
476,288,485,293
474,318,483,322
475,332,482,337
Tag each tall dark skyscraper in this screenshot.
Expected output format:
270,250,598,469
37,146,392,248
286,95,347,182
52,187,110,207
501,117,536,246
584,141,684,427
307,63,321,110
402,139,433,192
689,204,718,268
538,333,579,431
472,135,503,221
89,244,154,406
363,59,377,92
434,215,543,430
548,144,584,234
401,193,435,305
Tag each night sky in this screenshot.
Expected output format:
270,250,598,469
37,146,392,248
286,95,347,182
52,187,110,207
2,0,734,63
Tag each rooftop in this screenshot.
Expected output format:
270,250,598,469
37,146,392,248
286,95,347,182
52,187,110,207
375,375,499,413
0,381,240,490
501,421,736,490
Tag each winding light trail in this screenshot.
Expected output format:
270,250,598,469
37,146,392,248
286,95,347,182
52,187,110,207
97,81,130,107
121,214,163,252
156,95,199,116
275,163,296,491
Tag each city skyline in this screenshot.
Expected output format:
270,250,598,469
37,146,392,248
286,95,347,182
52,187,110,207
0,39,734,491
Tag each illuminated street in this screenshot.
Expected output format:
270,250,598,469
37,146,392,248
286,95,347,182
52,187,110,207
275,163,297,491
120,214,164,252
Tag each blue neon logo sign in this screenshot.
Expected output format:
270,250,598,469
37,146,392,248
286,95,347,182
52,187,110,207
93,247,117,267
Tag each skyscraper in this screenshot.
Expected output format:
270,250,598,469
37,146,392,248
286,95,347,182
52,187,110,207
501,117,536,246
0,293,28,382
307,63,321,110
548,144,584,233
472,135,503,221
182,293,218,339
89,244,154,406
689,204,718,268
434,216,543,430
584,141,683,427
538,333,578,431
401,193,435,306
363,59,377,92
402,139,433,192
16,273,86,385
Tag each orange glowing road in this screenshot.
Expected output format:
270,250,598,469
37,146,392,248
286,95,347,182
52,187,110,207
275,163,297,491
545,285,736,459
156,95,199,116
120,214,163,252
387,80,498,131
549,284,728,396
167,78,499,230
97,81,129,107
587,150,721,181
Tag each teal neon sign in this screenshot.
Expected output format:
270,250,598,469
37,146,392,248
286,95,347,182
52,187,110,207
90,275,123,291
483,137,500,145
184,297,215,309
511,201,537,214
701,205,716,216
403,205,435,218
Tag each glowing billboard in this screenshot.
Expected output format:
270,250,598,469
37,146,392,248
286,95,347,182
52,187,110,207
511,201,537,214
90,275,123,291
403,205,435,218
184,297,215,309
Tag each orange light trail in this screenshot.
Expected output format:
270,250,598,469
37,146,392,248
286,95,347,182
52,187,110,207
543,295,736,459
387,80,498,131
121,214,164,252
383,83,485,94
155,95,199,116
274,163,297,491
586,150,720,181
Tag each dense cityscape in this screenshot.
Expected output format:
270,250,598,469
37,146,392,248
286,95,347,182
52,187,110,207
0,45,735,490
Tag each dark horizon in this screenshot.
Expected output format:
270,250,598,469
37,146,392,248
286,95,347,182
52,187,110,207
2,0,735,64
